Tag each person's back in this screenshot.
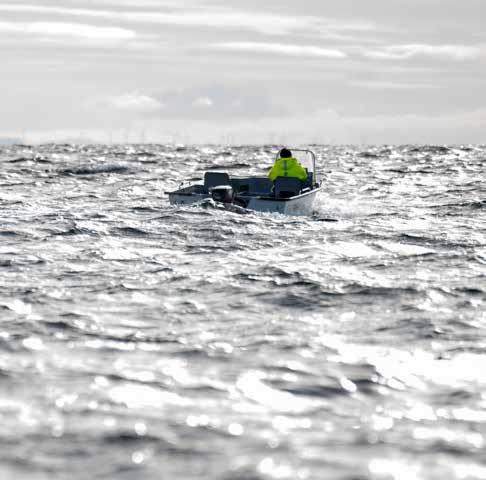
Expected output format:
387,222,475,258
268,148,308,182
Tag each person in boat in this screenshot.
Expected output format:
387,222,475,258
268,148,308,183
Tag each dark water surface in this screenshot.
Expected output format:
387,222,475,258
1,144,485,479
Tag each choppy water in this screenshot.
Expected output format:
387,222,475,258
1,143,486,480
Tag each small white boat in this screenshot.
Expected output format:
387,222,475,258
167,149,322,216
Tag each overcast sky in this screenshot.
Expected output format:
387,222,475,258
1,0,485,144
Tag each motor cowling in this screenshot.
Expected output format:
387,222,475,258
210,185,234,204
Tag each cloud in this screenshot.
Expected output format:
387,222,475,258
129,11,317,35
0,20,135,40
0,4,106,16
350,80,436,90
100,93,163,112
0,2,382,47
128,86,283,120
2,2,485,145
76,0,185,6
365,44,482,61
212,42,348,59
192,97,213,108
0,3,326,36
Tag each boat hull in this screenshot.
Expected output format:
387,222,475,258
169,187,322,216
244,188,321,216
168,191,207,206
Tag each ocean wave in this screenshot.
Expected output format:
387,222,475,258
61,164,130,175
1,143,486,480
110,226,151,237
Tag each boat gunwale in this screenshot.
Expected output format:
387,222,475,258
167,185,322,202
237,185,322,202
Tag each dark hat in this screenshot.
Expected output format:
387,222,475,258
280,148,292,158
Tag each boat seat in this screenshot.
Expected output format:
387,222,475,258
249,177,272,195
204,172,231,192
274,177,302,199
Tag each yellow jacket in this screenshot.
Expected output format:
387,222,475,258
268,157,307,182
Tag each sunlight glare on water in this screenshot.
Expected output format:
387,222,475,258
0,143,485,479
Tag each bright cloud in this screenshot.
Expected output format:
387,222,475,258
192,97,213,108
130,11,312,35
0,4,317,35
365,44,482,61
0,3,369,37
213,42,348,59
0,20,135,40
102,93,162,112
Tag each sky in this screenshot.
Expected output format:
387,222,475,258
1,0,485,144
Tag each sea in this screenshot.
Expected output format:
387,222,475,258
0,143,485,480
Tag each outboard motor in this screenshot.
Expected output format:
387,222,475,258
210,185,234,204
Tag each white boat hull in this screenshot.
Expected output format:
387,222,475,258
244,188,321,215
169,187,322,216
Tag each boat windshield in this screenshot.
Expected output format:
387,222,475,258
276,149,317,182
